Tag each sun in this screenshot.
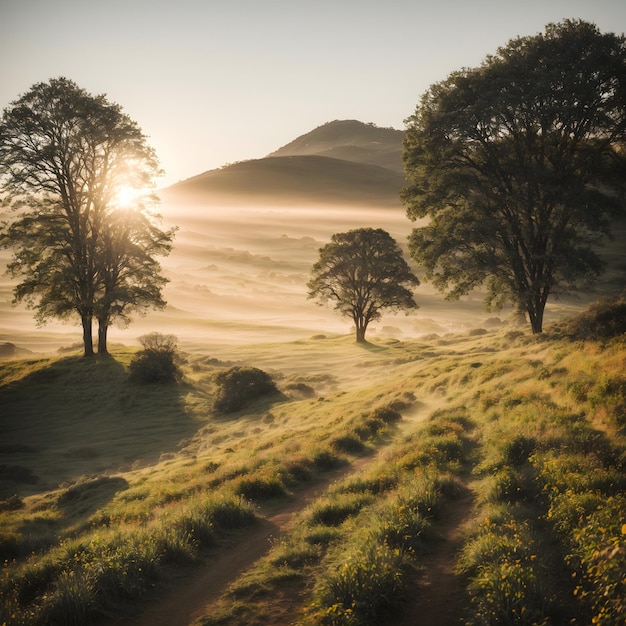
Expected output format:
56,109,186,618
112,184,143,208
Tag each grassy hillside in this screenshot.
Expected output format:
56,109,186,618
1,302,624,625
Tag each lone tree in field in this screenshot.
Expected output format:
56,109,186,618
402,20,626,334
308,227,419,342
0,77,175,356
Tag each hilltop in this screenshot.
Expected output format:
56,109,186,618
268,119,405,173
162,120,405,207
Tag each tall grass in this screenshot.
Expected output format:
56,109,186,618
2,316,624,626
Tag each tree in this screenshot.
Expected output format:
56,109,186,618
402,20,626,334
0,77,173,356
95,207,174,354
307,227,419,342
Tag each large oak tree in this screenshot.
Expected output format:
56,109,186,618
0,77,174,355
308,227,419,342
402,20,626,333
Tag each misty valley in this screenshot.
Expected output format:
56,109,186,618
2,31,626,625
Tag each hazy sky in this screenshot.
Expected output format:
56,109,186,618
1,0,626,186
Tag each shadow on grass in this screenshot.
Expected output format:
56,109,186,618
0,353,198,496
357,339,390,353
57,476,129,515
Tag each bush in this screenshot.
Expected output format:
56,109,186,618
312,543,406,625
128,333,181,384
371,406,402,424
565,296,626,340
213,366,278,413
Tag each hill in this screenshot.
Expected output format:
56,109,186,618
268,119,405,173
163,155,404,207
161,120,405,207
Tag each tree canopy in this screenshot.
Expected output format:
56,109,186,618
0,77,174,355
402,20,626,333
308,227,419,342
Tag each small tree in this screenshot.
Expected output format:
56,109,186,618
307,228,419,342
402,20,626,333
129,332,181,384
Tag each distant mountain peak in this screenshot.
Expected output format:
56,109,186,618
268,119,405,173
163,119,406,207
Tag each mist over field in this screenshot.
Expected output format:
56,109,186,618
2,116,625,626
1,119,622,357
0,196,612,357
0,198,499,355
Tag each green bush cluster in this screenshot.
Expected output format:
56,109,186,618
213,366,278,413
303,411,473,625
564,296,626,340
535,444,626,625
128,332,181,384
464,385,626,626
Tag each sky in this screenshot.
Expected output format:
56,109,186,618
1,0,626,187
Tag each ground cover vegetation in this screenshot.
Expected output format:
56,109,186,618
0,298,624,625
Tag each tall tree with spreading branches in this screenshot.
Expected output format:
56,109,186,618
402,20,626,333
0,77,174,355
308,227,419,342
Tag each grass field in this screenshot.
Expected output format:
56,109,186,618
1,299,624,625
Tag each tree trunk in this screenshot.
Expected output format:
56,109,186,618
97,318,109,355
82,314,95,357
355,318,367,343
527,294,546,334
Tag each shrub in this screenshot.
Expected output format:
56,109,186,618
565,295,626,340
232,474,286,500
370,406,402,424
569,497,626,626
308,494,374,527
128,333,181,384
312,543,406,625
213,366,278,413
330,434,365,454
311,450,344,471
502,435,537,467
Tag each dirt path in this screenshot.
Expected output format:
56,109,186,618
390,480,476,626
108,404,439,626
109,454,382,626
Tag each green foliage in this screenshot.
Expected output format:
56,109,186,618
231,473,287,500
2,324,625,626
1,493,255,625
313,543,406,625
569,497,626,626
128,333,181,384
370,406,402,424
565,296,626,340
213,366,278,413
308,228,419,342
329,434,366,454
308,493,374,527
0,77,172,356
402,20,626,333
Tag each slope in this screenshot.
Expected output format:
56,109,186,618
162,154,404,207
161,119,406,208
